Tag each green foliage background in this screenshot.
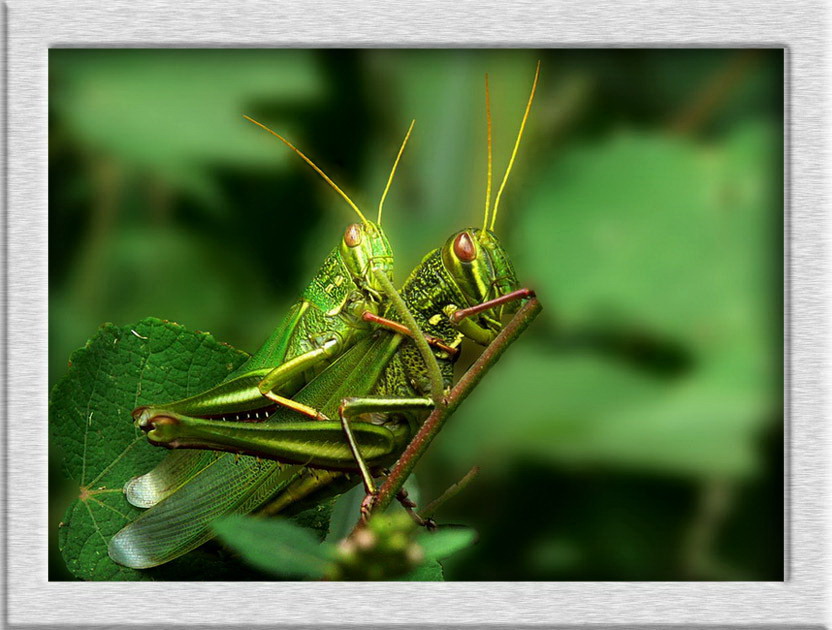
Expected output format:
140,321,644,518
49,49,783,580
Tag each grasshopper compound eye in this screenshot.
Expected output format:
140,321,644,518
453,231,477,262
344,223,363,248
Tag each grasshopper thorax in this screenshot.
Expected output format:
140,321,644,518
339,220,394,303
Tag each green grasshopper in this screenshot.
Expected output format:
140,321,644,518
122,116,433,510
109,64,540,570
110,232,534,569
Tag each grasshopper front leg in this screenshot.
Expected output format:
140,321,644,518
256,337,343,420
446,287,536,346
257,320,457,421
361,313,459,357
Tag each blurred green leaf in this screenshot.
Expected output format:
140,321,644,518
215,513,459,581
325,477,422,545
439,122,780,479
51,50,323,204
523,123,777,351
49,224,274,388
324,484,366,545
51,318,249,580
418,527,477,561
290,499,337,542
399,561,445,581
214,516,334,579
439,349,765,476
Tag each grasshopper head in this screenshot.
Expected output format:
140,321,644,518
441,228,520,328
476,229,521,314
340,220,394,302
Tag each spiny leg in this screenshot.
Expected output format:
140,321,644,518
394,486,436,529
259,391,330,421
141,414,397,472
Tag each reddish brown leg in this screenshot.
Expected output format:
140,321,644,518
358,472,434,528
395,487,434,528
362,312,459,356
360,493,376,522
450,288,536,324
261,391,330,421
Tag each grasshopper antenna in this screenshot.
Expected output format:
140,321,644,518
490,60,540,233
481,73,493,238
243,115,370,226
377,119,415,226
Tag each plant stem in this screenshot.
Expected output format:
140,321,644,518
420,465,481,519
359,296,542,526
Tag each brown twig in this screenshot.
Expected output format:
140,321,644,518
351,297,542,535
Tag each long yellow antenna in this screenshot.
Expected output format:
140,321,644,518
242,115,369,225
490,60,540,232
481,73,493,236
377,119,415,226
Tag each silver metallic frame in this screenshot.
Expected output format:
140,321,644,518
6,0,823,626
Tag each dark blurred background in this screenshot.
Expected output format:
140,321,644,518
49,49,783,580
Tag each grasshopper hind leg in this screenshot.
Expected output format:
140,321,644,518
336,395,434,520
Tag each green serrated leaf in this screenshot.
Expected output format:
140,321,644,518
50,317,248,580
214,516,334,579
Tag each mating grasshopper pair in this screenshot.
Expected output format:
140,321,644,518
108,64,541,570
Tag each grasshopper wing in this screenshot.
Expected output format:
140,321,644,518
109,456,302,569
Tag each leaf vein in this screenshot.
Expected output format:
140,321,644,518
88,495,132,521
83,500,108,547
81,352,105,486
87,436,145,488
